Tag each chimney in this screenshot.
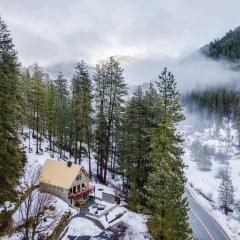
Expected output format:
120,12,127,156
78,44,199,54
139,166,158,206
67,161,72,167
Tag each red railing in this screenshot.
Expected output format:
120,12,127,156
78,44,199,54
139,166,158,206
68,186,95,200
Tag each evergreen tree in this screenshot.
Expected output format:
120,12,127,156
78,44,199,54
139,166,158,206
46,79,57,153
118,82,167,208
218,170,234,215
54,72,68,157
190,141,213,171
18,70,31,132
19,69,33,149
0,16,22,203
145,68,191,239
103,57,127,183
94,64,108,181
207,26,240,62
118,86,149,207
31,64,46,153
94,57,127,183
71,61,93,175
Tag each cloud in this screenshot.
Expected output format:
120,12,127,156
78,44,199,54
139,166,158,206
124,52,240,93
1,0,240,66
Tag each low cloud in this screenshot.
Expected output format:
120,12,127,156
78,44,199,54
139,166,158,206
124,52,240,93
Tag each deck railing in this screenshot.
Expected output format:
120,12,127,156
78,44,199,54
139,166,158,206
68,186,95,200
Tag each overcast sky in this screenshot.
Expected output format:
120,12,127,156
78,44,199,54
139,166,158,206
1,0,240,67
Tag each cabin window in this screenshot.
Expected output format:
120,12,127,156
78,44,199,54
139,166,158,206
76,173,82,181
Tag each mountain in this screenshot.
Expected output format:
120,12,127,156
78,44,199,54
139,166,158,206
201,26,240,62
35,55,136,79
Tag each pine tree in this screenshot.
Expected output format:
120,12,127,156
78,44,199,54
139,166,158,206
19,69,33,150
118,86,149,206
46,79,57,153
145,68,191,240
144,82,159,129
191,142,212,171
31,64,46,153
18,70,30,133
94,57,127,183
0,16,22,203
103,57,127,183
94,64,108,181
118,83,164,208
218,170,234,215
71,61,93,175
54,72,68,157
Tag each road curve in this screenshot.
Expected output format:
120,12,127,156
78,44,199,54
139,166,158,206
186,189,231,240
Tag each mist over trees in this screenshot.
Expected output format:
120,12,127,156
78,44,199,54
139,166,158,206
205,26,240,62
183,85,240,146
190,140,213,171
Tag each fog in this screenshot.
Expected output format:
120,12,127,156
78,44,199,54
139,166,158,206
124,52,240,93
1,0,240,93
42,50,240,94
2,0,240,67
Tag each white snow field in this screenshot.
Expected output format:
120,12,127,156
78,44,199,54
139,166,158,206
181,112,240,238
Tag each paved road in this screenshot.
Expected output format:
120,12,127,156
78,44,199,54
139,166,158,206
187,190,231,240
64,190,231,240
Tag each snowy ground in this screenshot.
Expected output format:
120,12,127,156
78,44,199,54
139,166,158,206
63,206,148,240
187,183,240,239
63,217,102,237
0,129,77,239
0,128,149,240
181,112,240,238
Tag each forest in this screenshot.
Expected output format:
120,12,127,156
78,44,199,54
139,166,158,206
183,84,240,145
205,26,240,62
0,16,191,239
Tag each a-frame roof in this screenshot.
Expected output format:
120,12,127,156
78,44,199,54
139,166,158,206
39,160,88,189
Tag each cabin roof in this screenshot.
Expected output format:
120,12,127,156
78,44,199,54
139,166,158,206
39,160,88,189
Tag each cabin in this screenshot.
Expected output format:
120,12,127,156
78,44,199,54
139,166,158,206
39,160,95,206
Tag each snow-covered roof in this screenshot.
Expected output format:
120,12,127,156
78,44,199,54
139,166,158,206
39,160,88,189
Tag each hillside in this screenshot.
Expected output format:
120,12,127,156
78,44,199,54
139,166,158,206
0,128,149,240
202,26,240,62
181,113,240,237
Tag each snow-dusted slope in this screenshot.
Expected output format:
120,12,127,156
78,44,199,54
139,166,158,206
0,128,149,240
182,114,240,201
181,111,240,238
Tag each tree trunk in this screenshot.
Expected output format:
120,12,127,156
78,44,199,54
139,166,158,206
112,145,117,179
28,126,31,150
97,149,99,178
79,140,82,164
88,141,91,179
39,126,42,152
36,104,39,154
53,125,56,158
49,132,52,151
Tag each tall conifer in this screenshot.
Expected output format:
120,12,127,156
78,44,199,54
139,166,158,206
145,68,191,240
0,16,21,203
